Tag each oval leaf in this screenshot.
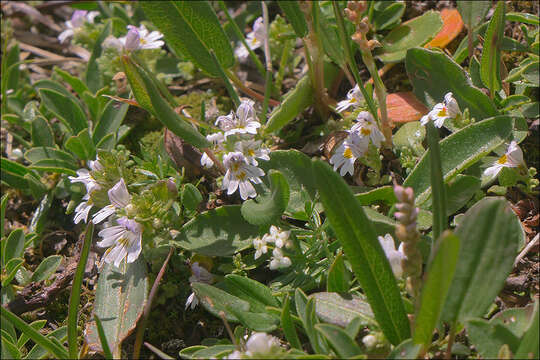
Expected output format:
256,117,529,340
192,282,250,322
30,255,62,283
310,292,375,328
480,1,505,93
315,323,362,358
278,1,308,37
38,88,88,134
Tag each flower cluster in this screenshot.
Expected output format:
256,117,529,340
330,111,384,176
234,17,265,61
58,10,99,43
335,84,364,113
228,332,283,359
104,24,164,52
203,99,270,200
253,226,291,270
420,92,461,128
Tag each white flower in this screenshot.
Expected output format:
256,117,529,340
222,152,265,200
69,168,100,194
92,178,131,224
329,131,369,176
98,217,143,267
69,158,103,224
216,100,261,138
58,10,99,43
234,17,265,61
351,111,385,148
73,195,93,224
185,262,214,310
265,225,290,248
253,237,268,259
362,334,378,349
269,248,291,270
245,332,281,356
420,92,461,128
235,139,270,166
484,141,525,178
105,24,164,51
200,132,225,168
336,84,364,113
377,234,405,278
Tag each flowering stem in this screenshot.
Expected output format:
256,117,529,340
426,122,448,244
132,246,174,359
226,70,280,107
331,1,379,121
68,222,94,359
261,1,272,122
445,324,456,360
217,0,266,77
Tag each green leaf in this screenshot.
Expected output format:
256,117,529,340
5,43,20,93
372,2,406,31
141,1,233,77
122,56,210,149
506,12,539,25
265,75,313,134
29,192,53,235
3,229,25,265
93,101,129,145
181,183,203,211
376,11,443,63
521,61,540,86
313,160,410,345
1,194,8,239
25,147,76,164
24,326,67,360
31,116,55,148
65,128,96,160
295,290,328,354
29,162,77,176
317,8,347,68
2,258,24,287
278,1,308,37
310,292,375,328
85,21,111,93
241,170,290,226
30,255,62,283
258,150,317,220
172,205,260,257
489,303,536,338
1,335,21,360
413,231,460,346
17,319,47,349
225,274,279,309
388,339,422,359
445,175,481,215
93,316,113,360
466,319,520,359
191,345,236,359
457,1,490,30
39,88,88,134
406,47,497,120
393,121,425,154
54,67,90,99
281,295,302,350
442,197,521,323
315,323,362,358
85,257,148,356
403,116,517,207
192,282,250,322
0,158,29,189
226,307,278,332
354,186,397,206
480,1,505,93
469,55,483,88
1,307,69,359
327,253,350,293
514,301,539,359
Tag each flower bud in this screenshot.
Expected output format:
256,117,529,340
362,334,377,350
125,203,136,217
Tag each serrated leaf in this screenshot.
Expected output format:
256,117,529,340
480,1,505,93
376,11,443,63
442,198,521,323
85,257,148,355
172,205,260,257
241,170,289,226
403,116,517,207
310,292,375,328
406,47,497,120
141,1,233,77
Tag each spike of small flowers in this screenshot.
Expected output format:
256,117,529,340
335,84,364,113
222,152,264,200
420,92,461,128
97,216,143,268
484,141,525,178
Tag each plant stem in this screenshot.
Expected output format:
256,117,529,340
209,50,241,107
261,1,272,122
68,222,94,359
426,122,448,246
226,70,280,107
132,247,174,359
274,39,293,93
218,0,266,77
445,325,456,359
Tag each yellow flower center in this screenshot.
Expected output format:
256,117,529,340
248,149,255,156
232,163,240,172
437,106,448,117
343,147,353,159
498,154,508,164
238,171,247,180
140,38,147,44
361,127,371,136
